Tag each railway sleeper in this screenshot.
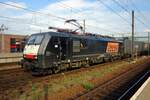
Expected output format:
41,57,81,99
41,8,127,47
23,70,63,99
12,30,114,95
95,88,112,95
103,94,119,100
103,86,121,92
106,92,121,98
94,93,118,100
94,93,106,99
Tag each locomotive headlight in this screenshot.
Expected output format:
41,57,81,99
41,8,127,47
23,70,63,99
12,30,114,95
68,59,70,62
34,56,37,59
86,57,89,60
54,44,58,48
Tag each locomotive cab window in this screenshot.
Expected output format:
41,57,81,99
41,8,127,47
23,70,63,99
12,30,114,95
27,35,44,45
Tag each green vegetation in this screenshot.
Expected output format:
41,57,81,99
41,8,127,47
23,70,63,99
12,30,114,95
17,61,129,100
81,82,94,90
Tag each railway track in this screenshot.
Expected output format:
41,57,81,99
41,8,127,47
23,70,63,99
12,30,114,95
0,58,128,77
0,58,131,98
0,59,127,90
0,57,149,100
75,62,150,100
0,62,20,71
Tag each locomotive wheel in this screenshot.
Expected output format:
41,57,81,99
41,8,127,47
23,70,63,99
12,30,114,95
110,57,114,62
77,61,82,68
84,60,90,67
52,67,60,74
85,63,90,67
22,64,30,72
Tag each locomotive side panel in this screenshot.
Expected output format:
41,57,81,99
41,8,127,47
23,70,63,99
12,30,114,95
72,38,108,61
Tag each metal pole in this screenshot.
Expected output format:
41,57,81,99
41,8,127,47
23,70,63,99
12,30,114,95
83,19,85,34
148,32,150,56
0,29,4,53
131,10,134,60
0,31,1,53
1,33,4,52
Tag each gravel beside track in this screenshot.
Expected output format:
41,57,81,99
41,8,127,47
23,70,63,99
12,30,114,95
75,60,150,100
0,57,149,100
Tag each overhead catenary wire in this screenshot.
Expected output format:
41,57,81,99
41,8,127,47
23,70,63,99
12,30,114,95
8,0,84,20
3,0,86,22
111,0,150,29
130,0,150,29
97,0,131,26
0,2,123,34
0,18,49,33
57,0,131,32
0,15,54,34
130,0,150,23
0,1,67,20
56,0,83,14
0,1,120,34
0,1,133,35
0,15,50,28
112,0,129,13
0,14,118,33
55,0,130,33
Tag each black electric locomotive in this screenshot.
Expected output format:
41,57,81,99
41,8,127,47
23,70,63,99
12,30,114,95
21,30,122,75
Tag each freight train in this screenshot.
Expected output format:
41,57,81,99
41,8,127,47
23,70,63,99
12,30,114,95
21,29,149,75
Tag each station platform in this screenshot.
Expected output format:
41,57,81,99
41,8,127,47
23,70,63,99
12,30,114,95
0,53,22,63
130,76,150,100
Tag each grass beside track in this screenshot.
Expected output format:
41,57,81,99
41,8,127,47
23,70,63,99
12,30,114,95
1,56,149,100
22,58,147,99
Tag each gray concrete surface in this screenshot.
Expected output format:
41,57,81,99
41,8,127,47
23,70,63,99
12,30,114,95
136,78,150,100
0,53,23,63
130,77,150,100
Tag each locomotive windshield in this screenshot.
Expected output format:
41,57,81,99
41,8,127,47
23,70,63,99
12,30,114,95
27,35,44,45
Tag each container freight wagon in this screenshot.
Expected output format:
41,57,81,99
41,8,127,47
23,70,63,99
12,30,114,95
123,39,149,56
141,43,150,55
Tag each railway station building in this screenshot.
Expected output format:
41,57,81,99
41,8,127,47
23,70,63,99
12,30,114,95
0,34,28,53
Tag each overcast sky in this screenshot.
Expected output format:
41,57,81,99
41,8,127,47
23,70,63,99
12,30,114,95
0,0,150,37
